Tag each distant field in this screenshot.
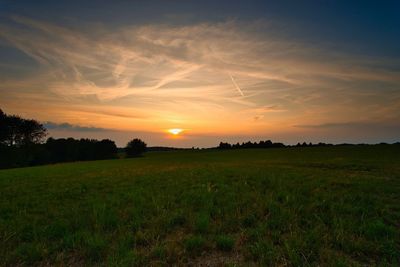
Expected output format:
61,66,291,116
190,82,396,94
0,146,399,266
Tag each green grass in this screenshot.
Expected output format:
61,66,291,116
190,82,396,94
0,145,399,266
215,235,235,251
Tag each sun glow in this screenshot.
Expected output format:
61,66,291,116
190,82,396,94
168,128,183,135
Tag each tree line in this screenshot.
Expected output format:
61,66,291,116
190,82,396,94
0,109,147,169
217,140,340,149
218,140,285,149
217,140,399,150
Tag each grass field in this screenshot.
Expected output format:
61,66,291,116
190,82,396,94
0,145,399,266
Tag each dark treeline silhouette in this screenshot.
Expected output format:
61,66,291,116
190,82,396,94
45,138,117,163
217,140,400,150
216,140,391,149
218,140,285,149
0,109,118,169
294,142,333,147
0,137,118,169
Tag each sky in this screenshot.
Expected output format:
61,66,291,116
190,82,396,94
0,0,399,147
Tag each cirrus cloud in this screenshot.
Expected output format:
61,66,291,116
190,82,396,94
0,16,399,144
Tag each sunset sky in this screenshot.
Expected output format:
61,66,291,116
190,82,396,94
1,0,399,147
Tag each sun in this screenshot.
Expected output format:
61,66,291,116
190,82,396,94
168,128,183,135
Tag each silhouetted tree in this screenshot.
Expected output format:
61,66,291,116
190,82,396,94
218,142,232,149
0,109,7,145
125,138,147,157
97,139,118,159
19,118,47,145
0,109,47,147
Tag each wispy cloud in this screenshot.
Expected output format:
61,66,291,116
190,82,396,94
44,122,107,132
0,17,399,141
294,121,400,131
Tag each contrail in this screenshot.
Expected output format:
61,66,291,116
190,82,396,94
207,45,245,97
229,73,244,97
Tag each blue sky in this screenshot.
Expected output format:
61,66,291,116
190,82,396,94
2,0,399,53
0,1,399,146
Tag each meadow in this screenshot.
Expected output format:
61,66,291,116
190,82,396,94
0,145,399,266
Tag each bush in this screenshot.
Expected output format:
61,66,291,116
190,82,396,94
125,138,147,157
